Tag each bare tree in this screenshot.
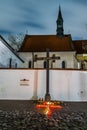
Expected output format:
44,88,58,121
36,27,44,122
8,33,25,51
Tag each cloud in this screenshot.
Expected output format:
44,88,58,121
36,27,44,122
0,0,87,40
0,29,13,35
70,0,87,5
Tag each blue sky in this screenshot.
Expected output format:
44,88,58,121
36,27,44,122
0,0,87,40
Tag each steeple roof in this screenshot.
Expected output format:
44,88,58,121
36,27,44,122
56,5,64,36
58,5,63,21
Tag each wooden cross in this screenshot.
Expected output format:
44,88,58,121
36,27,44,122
33,48,60,101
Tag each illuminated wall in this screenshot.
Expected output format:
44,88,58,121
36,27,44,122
0,69,87,101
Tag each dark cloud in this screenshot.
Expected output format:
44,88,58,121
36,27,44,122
21,8,41,21
28,22,46,29
70,0,87,5
14,21,46,30
0,30,13,35
13,0,41,16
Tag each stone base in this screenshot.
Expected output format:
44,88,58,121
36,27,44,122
45,93,51,101
31,96,38,100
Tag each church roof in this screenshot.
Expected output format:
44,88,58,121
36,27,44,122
19,34,74,52
73,40,87,54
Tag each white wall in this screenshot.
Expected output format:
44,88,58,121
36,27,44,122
0,69,87,101
0,70,35,99
50,70,87,101
19,51,76,69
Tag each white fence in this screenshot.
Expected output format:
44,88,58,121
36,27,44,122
0,69,87,101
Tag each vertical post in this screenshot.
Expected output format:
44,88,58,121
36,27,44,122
32,52,34,68
45,48,51,101
32,70,38,100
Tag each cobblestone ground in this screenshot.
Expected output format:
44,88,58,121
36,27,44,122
0,100,87,130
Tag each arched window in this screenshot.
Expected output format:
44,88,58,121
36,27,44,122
9,58,12,68
62,61,66,68
28,61,32,68
15,63,17,68
43,61,47,68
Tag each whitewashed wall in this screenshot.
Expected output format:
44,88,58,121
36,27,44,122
19,51,76,69
0,70,35,100
0,69,87,101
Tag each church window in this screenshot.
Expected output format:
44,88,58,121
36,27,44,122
28,61,32,68
43,61,47,68
62,61,66,68
9,58,12,68
15,63,17,68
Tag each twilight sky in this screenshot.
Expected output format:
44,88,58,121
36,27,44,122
0,0,87,40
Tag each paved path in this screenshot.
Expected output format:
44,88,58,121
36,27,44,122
0,100,87,130
0,100,87,111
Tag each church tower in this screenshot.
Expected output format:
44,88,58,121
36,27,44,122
56,5,64,37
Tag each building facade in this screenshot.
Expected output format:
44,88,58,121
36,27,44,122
0,36,24,68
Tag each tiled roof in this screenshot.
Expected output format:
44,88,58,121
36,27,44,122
73,40,87,54
19,34,74,52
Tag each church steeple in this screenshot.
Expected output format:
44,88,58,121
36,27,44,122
56,5,64,37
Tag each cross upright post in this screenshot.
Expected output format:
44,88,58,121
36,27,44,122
45,48,51,101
